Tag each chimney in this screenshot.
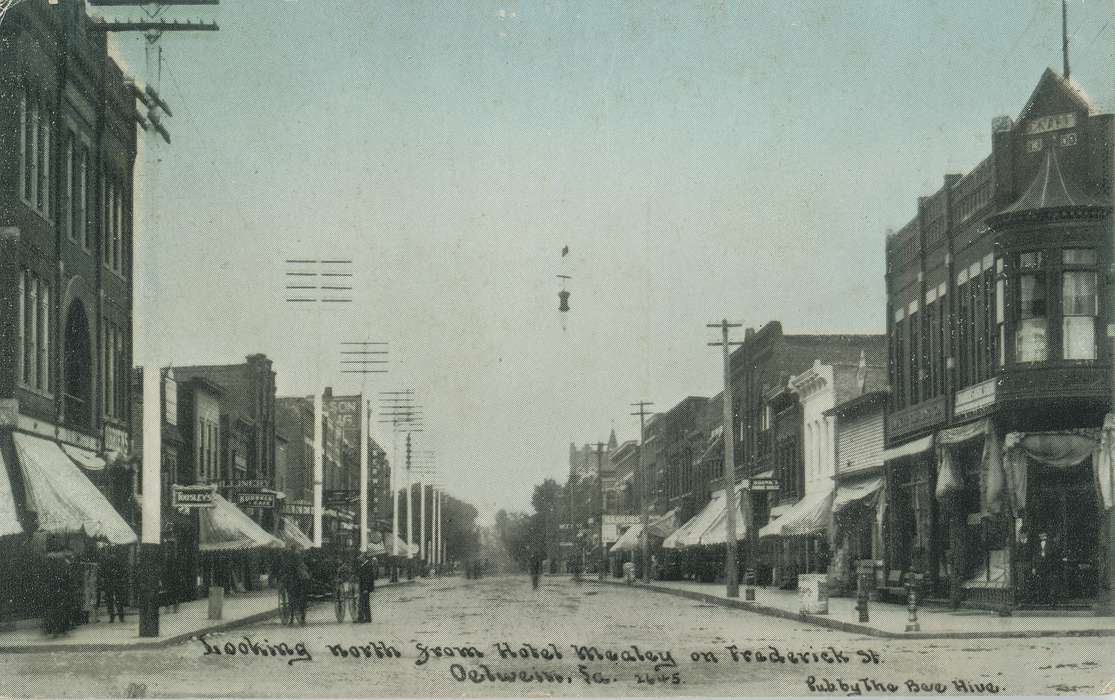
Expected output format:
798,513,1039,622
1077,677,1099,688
323,386,333,398
745,327,756,340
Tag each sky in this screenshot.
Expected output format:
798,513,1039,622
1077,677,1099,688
107,1,1115,522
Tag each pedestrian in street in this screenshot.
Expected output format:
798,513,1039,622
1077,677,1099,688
529,556,541,590
357,554,376,623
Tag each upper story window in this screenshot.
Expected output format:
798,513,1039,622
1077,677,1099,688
18,269,53,395
19,86,52,220
1062,249,1098,360
1009,247,1098,364
1014,251,1047,362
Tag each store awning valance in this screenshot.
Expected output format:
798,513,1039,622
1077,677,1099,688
14,433,136,545
832,476,881,515
759,489,833,538
882,435,933,462
0,449,22,538
62,443,106,471
279,516,313,550
200,494,283,552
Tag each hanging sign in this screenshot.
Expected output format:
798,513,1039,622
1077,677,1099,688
172,484,216,508
234,491,277,509
742,477,781,492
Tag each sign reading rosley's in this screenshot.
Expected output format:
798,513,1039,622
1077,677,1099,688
1024,112,1077,135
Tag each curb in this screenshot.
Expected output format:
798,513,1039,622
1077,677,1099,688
586,579,1115,640
0,579,418,654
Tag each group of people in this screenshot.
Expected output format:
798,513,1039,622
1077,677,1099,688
38,538,129,637
279,549,378,625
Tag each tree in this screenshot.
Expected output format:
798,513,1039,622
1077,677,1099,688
530,478,564,564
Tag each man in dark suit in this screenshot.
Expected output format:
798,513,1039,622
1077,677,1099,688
356,554,376,623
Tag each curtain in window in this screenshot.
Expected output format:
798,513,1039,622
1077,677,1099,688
1063,271,1097,360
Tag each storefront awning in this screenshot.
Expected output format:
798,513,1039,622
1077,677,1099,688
698,485,750,545
200,494,283,552
14,433,136,545
759,489,834,538
832,476,882,514
663,489,728,549
382,533,413,557
647,509,678,538
0,449,22,538
279,516,313,550
881,435,933,462
610,523,643,553
61,443,106,471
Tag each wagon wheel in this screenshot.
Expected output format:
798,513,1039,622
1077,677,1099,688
278,585,292,626
347,581,359,622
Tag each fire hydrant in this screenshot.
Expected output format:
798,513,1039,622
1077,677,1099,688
905,574,922,633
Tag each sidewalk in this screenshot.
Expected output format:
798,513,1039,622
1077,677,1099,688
0,579,417,653
587,577,1115,639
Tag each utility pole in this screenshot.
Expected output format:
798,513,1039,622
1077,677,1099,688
1102,0,1115,617
708,320,746,599
596,441,606,580
631,401,654,582
339,341,388,554
90,0,219,639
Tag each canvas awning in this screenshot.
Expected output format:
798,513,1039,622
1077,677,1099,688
200,494,283,552
14,433,136,545
832,476,882,514
0,449,22,538
279,516,313,550
697,484,751,545
61,443,106,471
663,489,727,549
647,509,678,538
759,489,834,538
383,533,413,557
610,524,643,553
882,435,933,462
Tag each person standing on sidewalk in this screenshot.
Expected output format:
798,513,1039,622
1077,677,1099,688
102,548,127,623
356,554,376,623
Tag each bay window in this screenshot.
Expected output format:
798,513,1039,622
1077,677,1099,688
1014,252,1047,363
1062,249,1098,360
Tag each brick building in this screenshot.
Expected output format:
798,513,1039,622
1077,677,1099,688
883,68,1114,611
0,0,137,465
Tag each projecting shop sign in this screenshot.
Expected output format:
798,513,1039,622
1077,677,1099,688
234,491,277,509
172,485,216,508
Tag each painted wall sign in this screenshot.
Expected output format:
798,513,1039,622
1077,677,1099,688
1023,112,1077,135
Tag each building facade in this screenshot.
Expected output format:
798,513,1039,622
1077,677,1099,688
0,0,137,468
883,68,1114,610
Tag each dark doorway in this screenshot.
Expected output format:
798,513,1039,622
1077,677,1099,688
63,301,92,429
1021,462,1101,607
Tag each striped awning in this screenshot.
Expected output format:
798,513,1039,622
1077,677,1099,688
15,433,135,545
200,494,283,551
0,449,22,538
759,489,834,538
279,517,313,550
881,435,933,462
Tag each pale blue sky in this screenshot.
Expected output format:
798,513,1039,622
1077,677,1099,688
108,1,1115,519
